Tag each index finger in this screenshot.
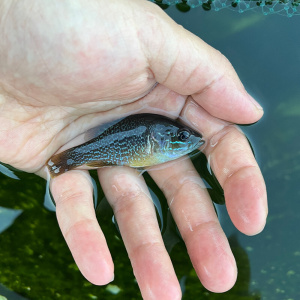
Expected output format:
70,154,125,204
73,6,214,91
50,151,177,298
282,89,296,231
50,171,114,285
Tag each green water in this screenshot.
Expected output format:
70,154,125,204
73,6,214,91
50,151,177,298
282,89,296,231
1,6,300,300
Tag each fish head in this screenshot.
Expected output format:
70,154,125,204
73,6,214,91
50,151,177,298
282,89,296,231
150,122,205,161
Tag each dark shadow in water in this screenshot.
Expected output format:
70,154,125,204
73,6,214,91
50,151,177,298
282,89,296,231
226,235,261,299
192,152,225,205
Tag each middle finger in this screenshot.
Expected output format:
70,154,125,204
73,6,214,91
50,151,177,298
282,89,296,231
149,159,237,293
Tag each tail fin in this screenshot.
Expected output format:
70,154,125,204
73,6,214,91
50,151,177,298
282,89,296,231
46,151,73,178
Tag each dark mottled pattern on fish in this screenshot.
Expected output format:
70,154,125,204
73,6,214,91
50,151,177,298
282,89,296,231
47,114,204,177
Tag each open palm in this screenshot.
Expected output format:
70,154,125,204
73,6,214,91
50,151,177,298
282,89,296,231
0,1,267,298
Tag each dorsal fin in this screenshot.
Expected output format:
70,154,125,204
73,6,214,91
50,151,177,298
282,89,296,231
84,116,127,141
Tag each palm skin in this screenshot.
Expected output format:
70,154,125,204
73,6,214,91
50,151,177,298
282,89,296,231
0,1,267,299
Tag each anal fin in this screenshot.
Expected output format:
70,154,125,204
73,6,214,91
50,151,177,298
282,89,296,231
85,161,115,168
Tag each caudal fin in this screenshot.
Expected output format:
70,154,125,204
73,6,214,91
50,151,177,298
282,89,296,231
46,151,72,178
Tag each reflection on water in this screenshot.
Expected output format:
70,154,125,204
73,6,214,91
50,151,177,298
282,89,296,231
0,283,28,300
1,5,300,300
0,207,22,234
0,164,19,180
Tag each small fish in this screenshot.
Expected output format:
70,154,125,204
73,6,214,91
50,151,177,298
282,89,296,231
47,113,205,177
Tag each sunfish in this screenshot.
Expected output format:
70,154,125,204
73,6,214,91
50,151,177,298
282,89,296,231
47,113,205,177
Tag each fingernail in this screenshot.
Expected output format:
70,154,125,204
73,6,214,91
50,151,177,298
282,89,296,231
248,94,263,110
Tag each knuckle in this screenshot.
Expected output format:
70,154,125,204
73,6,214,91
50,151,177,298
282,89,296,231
129,240,163,258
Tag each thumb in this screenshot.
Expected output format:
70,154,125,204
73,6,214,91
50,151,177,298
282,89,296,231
140,3,263,124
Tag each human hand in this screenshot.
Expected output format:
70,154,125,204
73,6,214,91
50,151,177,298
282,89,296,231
0,0,267,298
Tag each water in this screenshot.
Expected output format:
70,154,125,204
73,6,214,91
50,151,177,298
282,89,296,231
154,0,300,17
1,5,300,300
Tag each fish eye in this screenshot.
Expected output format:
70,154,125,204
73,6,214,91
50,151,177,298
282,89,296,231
177,129,191,141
